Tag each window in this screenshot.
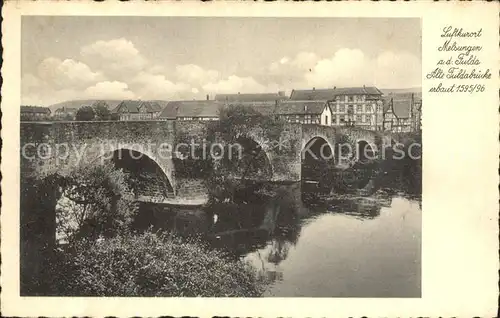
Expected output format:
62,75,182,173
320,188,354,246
325,115,328,125
339,105,345,112
356,105,363,112
356,115,361,122
348,96,354,102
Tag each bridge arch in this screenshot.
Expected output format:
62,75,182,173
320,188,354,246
225,135,274,180
100,147,175,199
356,139,377,164
302,136,335,161
301,136,335,183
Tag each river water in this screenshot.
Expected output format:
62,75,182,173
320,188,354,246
244,193,421,297
138,184,421,298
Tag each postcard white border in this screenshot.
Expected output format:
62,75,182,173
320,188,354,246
2,1,499,317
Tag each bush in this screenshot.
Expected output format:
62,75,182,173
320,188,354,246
56,162,137,243
49,231,267,297
75,105,95,121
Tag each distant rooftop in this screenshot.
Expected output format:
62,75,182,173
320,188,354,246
21,106,51,114
290,86,383,101
215,92,287,102
277,100,328,115
112,100,162,114
160,100,223,118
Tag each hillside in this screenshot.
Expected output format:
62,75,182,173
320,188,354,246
49,100,123,112
381,87,422,96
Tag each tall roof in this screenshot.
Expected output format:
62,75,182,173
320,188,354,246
332,86,383,96
112,100,162,114
391,100,412,119
384,98,413,119
21,106,51,114
161,100,223,118
289,89,335,101
290,86,383,101
215,93,287,102
113,100,141,113
54,106,79,113
276,100,328,115
158,102,178,119
384,92,422,101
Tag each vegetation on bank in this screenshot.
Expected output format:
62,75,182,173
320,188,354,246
204,104,287,204
46,231,267,297
25,162,269,297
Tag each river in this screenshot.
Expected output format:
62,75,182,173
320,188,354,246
243,193,421,297
137,183,421,298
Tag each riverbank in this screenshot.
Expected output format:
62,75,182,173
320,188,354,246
38,231,268,297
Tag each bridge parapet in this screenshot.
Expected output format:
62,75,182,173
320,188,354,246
20,120,177,185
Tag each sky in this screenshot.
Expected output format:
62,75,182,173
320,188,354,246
22,17,422,106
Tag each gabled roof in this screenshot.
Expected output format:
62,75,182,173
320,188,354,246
113,100,162,114
391,100,412,119
215,93,287,102
290,86,383,101
332,86,383,96
384,92,422,101
163,100,223,118
276,100,328,115
140,101,162,113
382,96,393,112
54,106,78,113
158,102,178,119
21,106,51,114
113,100,142,113
383,97,412,119
226,101,279,116
289,89,335,101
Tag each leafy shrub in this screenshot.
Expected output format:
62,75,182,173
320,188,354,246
56,162,137,243
92,101,111,120
49,231,268,297
75,105,95,121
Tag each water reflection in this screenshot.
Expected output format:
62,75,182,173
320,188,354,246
135,183,421,297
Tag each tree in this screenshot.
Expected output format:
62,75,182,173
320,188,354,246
204,104,286,205
93,101,111,121
75,106,95,121
55,162,137,243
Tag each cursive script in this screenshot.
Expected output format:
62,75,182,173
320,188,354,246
426,25,490,94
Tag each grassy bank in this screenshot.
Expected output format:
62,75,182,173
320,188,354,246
45,231,268,297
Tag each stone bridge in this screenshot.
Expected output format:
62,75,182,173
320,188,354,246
20,120,385,199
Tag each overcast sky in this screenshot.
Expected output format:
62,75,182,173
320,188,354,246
22,17,421,106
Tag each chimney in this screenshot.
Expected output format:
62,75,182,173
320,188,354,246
278,91,285,97
206,94,209,100
363,85,366,88
334,86,336,90
313,87,315,91
238,92,240,95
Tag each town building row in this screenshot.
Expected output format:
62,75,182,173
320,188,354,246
21,86,422,132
